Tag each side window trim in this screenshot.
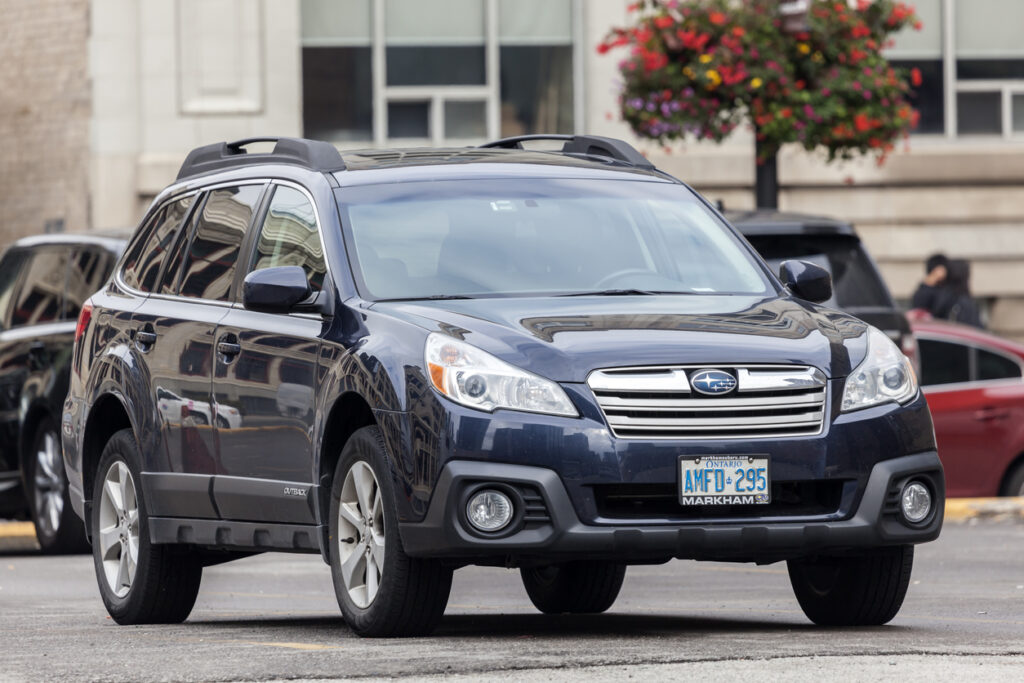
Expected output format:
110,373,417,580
158,191,209,297
231,184,278,303
0,249,30,331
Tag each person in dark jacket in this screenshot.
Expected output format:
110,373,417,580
911,252,948,315
935,259,984,328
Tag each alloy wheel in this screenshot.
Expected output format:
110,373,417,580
32,430,64,537
337,461,385,608
97,461,139,598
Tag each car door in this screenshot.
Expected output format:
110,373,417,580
211,183,327,524
130,184,264,519
920,336,1024,497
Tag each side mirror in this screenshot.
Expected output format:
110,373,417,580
243,266,311,313
779,260,832,304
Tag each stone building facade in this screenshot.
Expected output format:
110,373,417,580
0,0,91,242
4,0,1024,339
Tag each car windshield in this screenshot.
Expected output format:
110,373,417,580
338,178,773,300
744,234,893,309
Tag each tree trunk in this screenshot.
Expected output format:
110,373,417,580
755,137,779,210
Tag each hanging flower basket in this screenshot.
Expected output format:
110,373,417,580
599,0,922,164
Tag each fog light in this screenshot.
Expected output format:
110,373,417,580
466,489,513,532
901,480,932,524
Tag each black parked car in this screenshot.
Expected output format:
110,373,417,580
0,234,124,552
727,210,917,367
64,136,943,637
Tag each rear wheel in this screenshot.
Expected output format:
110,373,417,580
788,546,914,626
329,426,453,637
91,429,203,624
26,416,89,554
1000,460,1024,497
521,562,627,614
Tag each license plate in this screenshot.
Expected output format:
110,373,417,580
679,455,770,505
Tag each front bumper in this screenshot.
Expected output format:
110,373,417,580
399,451,944,564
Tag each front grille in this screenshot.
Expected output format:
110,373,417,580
587,364,827,439
593,481,846,520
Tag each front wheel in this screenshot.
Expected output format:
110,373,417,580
788,545,914,626
26,417,89,554
91,429,203,624
329,426,453,637
521,562,627,614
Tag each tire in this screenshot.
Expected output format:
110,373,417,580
521,562,627,614
329,426,453,637
788,545,914,626
25,416,89,554
90,429,203,624
1000,460,1024,497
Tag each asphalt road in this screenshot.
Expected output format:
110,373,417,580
0,522,1022,682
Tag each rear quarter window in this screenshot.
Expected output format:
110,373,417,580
121,195,195,292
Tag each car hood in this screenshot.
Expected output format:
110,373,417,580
370,295,869,383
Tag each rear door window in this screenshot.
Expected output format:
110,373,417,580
121,195,195,292
918,339,971,386
0,250,29,331
976,348,1022,381
177,185,264,301
248,185,326,292
10,248,69,328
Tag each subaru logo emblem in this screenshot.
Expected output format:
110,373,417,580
690,369,737,396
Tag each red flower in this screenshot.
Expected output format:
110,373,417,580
854,113,871,132
911,67,922,86
654,15,674,29
709,11,727,25
851,24,871,38
732,26,746,37
597,43,610,55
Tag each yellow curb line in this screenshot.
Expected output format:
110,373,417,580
944,497,1024,522
0,522,36,539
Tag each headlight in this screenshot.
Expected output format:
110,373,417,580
425,333,577,417
841,326,918,412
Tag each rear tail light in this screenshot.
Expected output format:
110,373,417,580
75,301,94,345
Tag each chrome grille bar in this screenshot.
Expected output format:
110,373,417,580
587,364,828,439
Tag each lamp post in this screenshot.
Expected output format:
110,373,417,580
756,0,811,209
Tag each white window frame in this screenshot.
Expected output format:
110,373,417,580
300,0,586,147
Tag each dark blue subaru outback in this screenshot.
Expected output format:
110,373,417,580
63,135,943,637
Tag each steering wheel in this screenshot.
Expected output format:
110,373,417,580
593,268,658,289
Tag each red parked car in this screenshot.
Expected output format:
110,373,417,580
913,318,1024,497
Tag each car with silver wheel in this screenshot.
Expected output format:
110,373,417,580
63,135,944,636
0,234,123,553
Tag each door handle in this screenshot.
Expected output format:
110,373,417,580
217,333,241,362
134,326,157,351
218,342,241,357
974,406,1010,422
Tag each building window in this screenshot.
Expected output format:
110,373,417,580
888,0,1024,139
300,0,578,145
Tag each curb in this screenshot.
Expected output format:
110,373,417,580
944,497,1024,523
0,521,38,552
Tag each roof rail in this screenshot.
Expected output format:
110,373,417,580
176,137,346,180
478,134,653,169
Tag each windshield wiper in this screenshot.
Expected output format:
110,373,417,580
379,294,474,302
559,289,672,297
